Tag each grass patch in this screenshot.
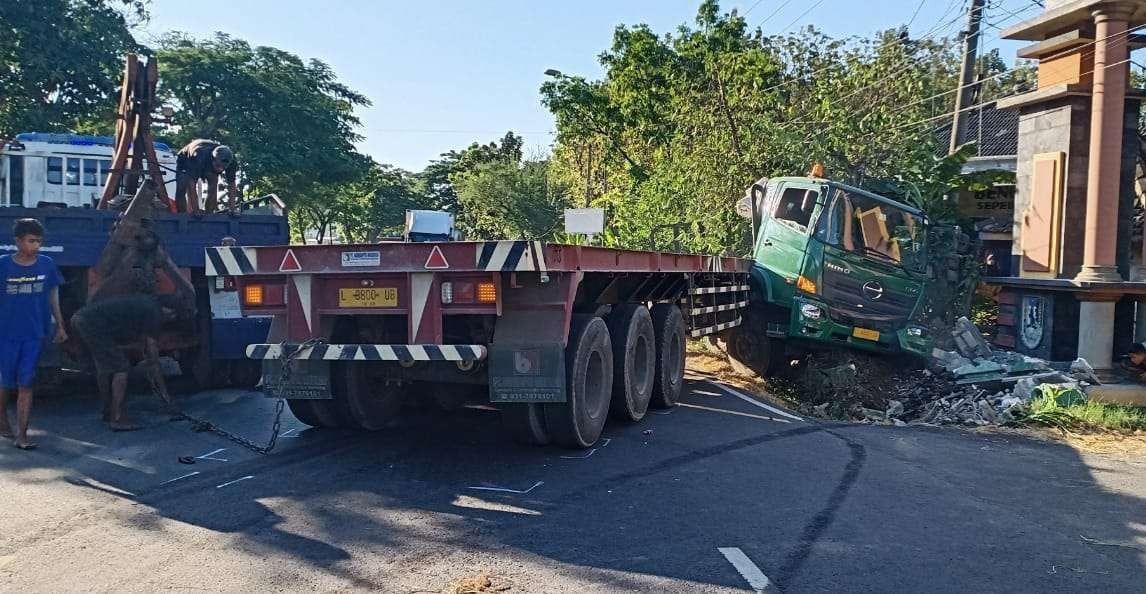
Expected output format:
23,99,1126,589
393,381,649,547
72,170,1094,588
1025,394,1146,432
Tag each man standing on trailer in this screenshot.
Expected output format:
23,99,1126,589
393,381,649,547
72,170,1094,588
173,139,239,215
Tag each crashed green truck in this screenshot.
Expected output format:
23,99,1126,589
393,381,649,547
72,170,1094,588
725,176,934,376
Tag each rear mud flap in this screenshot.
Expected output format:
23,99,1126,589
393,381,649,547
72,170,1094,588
488,343,566,403
262,360,332,400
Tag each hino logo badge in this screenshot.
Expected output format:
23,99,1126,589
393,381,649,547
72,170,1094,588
862,281,884,300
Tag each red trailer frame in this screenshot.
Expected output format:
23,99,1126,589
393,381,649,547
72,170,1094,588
206,240,750,447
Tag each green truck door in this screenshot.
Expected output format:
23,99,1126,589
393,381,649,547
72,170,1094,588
754,181,821,304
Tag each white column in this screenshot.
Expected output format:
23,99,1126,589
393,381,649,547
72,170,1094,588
1077,301,1116,369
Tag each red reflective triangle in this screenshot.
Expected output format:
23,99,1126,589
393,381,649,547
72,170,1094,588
279,249,302,272
424,245,449,269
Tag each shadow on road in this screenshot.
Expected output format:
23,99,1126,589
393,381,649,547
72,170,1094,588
1,381,1144,592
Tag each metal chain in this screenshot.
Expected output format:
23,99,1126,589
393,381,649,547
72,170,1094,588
156,339,322,456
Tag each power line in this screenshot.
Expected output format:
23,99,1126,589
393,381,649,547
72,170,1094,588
907,0,929,28
755,0,796,30
740,0,767,18
780,0,827,33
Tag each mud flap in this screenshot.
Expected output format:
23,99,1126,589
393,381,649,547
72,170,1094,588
489,344,566,403
261,359,332,400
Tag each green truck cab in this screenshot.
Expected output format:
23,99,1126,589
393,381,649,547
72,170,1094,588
728,176,933,375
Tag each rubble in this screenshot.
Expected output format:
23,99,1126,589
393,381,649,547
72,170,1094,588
821,318,1102,428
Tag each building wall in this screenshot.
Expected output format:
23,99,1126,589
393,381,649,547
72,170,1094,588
1013,96,1092,278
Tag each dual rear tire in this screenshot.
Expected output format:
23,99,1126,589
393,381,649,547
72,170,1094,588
504,303,687,449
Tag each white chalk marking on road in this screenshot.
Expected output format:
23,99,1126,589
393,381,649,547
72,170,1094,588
679,402,791,424
159,471,201,485
650,409,676,415
709,381,803,422
216,475,255,489
718,547,773,592
451,495,543,516
468,481,544,494
195,448,229,462
599,438,612,447
278,428,301,438
559,448,598,459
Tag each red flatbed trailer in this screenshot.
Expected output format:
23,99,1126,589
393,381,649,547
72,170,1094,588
206,240,750,448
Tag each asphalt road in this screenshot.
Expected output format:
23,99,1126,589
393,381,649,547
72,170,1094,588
1,375,1145,593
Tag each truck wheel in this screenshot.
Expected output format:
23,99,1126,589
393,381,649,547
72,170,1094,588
331,362,403,431
500,403,550,445
544,315,612,448
607,304,655,422
286,399,345,428
650,304,686,409
726,310,782,377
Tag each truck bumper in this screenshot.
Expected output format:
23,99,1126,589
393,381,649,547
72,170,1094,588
245,343,487,363
791,296,933,358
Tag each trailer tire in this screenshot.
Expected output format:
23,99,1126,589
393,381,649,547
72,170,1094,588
650,304,686,409
544,315,612,449
286,399,345,428
606,304,655,422
332,362,403,431
500,403,550,445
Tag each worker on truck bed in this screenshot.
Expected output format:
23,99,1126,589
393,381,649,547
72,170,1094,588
0,219,67,450
71,294,187,431
173,139,239,215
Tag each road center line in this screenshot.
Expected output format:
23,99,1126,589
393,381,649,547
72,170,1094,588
160,471,201,485
709,382,803,422
467,481,543,494
718,547,773,592
216,475,255,489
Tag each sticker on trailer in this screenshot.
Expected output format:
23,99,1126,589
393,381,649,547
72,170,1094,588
489,344,566,403
261,360,331,399
341,251,381,267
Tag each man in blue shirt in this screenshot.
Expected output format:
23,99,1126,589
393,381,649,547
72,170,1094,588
0,219,66,449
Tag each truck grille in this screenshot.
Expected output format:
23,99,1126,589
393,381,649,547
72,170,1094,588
821,268,915,329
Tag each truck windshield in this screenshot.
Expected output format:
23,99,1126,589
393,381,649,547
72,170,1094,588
815,189,927,273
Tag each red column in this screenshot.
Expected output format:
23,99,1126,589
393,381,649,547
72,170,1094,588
1076,3,1134,282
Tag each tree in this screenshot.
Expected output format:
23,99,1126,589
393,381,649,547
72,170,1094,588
454,160,570,240
0,0,145,137
416,131,525,213
154,33,371,208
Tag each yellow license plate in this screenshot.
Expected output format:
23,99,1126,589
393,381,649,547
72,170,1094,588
339,287,398,308
852,327,880,341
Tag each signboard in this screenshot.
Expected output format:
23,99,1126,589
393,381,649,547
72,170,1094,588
564,208,605,236
958,185,1015,218
262,360,331,400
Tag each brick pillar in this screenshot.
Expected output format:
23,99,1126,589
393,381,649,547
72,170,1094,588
1076,3,1135,282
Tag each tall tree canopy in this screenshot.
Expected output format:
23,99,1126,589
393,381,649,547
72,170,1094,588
155,32,371,205
541,0,977,254
0,0,145,137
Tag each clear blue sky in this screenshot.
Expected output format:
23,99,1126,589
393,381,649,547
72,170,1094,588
143,0,1035,171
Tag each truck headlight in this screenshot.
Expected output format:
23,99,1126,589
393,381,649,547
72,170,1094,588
907,326,926,337
800,303,824,320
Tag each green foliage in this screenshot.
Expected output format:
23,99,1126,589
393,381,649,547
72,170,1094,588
454,160,571,240
0,0,143,137
155,32,370,212
541,1,978,255
1026,393,1146,432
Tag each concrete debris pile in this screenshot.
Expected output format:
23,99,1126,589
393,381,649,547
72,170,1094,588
863,317,1097,427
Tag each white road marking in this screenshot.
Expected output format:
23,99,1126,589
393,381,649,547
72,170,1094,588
467,481,544,494
559,448,597,459
215,475,255,489
650,409,676,415
195,448,229,462
708,382,803,422
278,428,301,438
679,402,791,424
159,471,201,485
599,438,612,447
718,547,773,592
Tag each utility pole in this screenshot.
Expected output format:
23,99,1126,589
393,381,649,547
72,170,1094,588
949,0,985,155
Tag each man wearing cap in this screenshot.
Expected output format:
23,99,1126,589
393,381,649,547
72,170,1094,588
1122,342,1146,383
173,139,239,215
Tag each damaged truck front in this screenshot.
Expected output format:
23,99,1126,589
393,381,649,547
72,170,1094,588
728,176,934,375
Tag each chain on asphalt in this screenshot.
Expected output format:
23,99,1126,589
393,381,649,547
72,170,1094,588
154,339,323,455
